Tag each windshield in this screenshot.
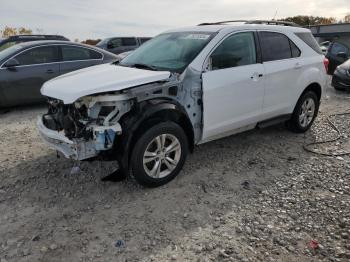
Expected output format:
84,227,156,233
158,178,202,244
120,32,214,73
0,44,23,62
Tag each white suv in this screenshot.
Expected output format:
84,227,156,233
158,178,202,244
38,20,328,187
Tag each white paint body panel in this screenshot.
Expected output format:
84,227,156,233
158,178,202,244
202,64,265,141
194,27,327,143
41,64,171,104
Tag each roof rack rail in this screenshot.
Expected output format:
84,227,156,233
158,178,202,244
198,20,249,26
198,20,300,27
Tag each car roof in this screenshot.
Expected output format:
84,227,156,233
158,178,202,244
0,40,118,64
19,40,118,56
165,23,311,34
7,34,67,39
16,40,106,50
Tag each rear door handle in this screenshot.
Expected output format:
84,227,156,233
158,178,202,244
46,69,54,74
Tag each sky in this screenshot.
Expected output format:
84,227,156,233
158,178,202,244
1,0,349,40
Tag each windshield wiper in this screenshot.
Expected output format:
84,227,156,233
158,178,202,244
131,63,158,71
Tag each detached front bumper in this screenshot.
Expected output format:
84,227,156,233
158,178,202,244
37,116,97,160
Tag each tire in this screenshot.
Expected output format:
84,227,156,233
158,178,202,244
287,91,319,133
130,121,188,187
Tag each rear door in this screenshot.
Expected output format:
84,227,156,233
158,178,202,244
202,31,265,141
0,45,59,105
58,45,103,75
258,31,302,118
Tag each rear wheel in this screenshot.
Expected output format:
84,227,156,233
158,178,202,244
130,122,188,187
287,91,319,133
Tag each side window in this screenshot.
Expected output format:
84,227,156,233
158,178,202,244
108,38,122,48
89,49,103,59
290,41,301,58
295,32,322,54
140,38,151,44
61,46,102,61
330,42,349,55
259,32,292,62
121,38,137,46
210,32,256,70
14,46,59,65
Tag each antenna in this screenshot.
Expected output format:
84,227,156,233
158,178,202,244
273,10,278,21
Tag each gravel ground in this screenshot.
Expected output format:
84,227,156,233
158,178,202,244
0,84,349,262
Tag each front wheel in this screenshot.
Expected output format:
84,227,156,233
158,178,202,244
130,122,188,187
287,91,319,133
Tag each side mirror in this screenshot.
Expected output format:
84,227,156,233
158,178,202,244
336,52,348,60
4,58,20,70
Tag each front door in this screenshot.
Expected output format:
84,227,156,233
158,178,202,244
201,31,265,141
0,45,60,106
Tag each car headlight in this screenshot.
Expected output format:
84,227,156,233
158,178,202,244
336,67,347,75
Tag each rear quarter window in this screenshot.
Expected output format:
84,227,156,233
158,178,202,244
295,32,322,54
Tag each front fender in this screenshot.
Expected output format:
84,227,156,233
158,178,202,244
113,99,193,173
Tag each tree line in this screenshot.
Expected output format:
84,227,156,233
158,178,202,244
281,15,350,26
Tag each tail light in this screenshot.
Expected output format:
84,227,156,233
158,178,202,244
323,58,329,73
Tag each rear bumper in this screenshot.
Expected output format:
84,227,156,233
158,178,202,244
37,117,97,160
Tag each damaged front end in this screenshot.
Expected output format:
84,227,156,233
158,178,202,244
37,94,132,160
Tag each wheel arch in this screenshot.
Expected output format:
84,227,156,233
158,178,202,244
292,82,322,113
300,82,322,102
114,99,194,173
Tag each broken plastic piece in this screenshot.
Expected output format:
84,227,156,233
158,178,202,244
309,240,319,249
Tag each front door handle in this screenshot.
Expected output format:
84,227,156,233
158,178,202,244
46,69,54,74
251,72,264,81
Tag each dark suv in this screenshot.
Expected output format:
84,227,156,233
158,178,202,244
326,41,350,74
0,35,69,51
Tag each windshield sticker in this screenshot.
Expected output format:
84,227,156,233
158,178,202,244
182,34,210,40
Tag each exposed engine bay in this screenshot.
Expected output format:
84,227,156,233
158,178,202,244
38,68,203,161
41,93,132,159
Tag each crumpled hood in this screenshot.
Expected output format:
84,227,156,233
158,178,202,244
41,64,171,104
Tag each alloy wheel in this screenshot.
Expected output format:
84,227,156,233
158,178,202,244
299,98,315,128
142,134,181,178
